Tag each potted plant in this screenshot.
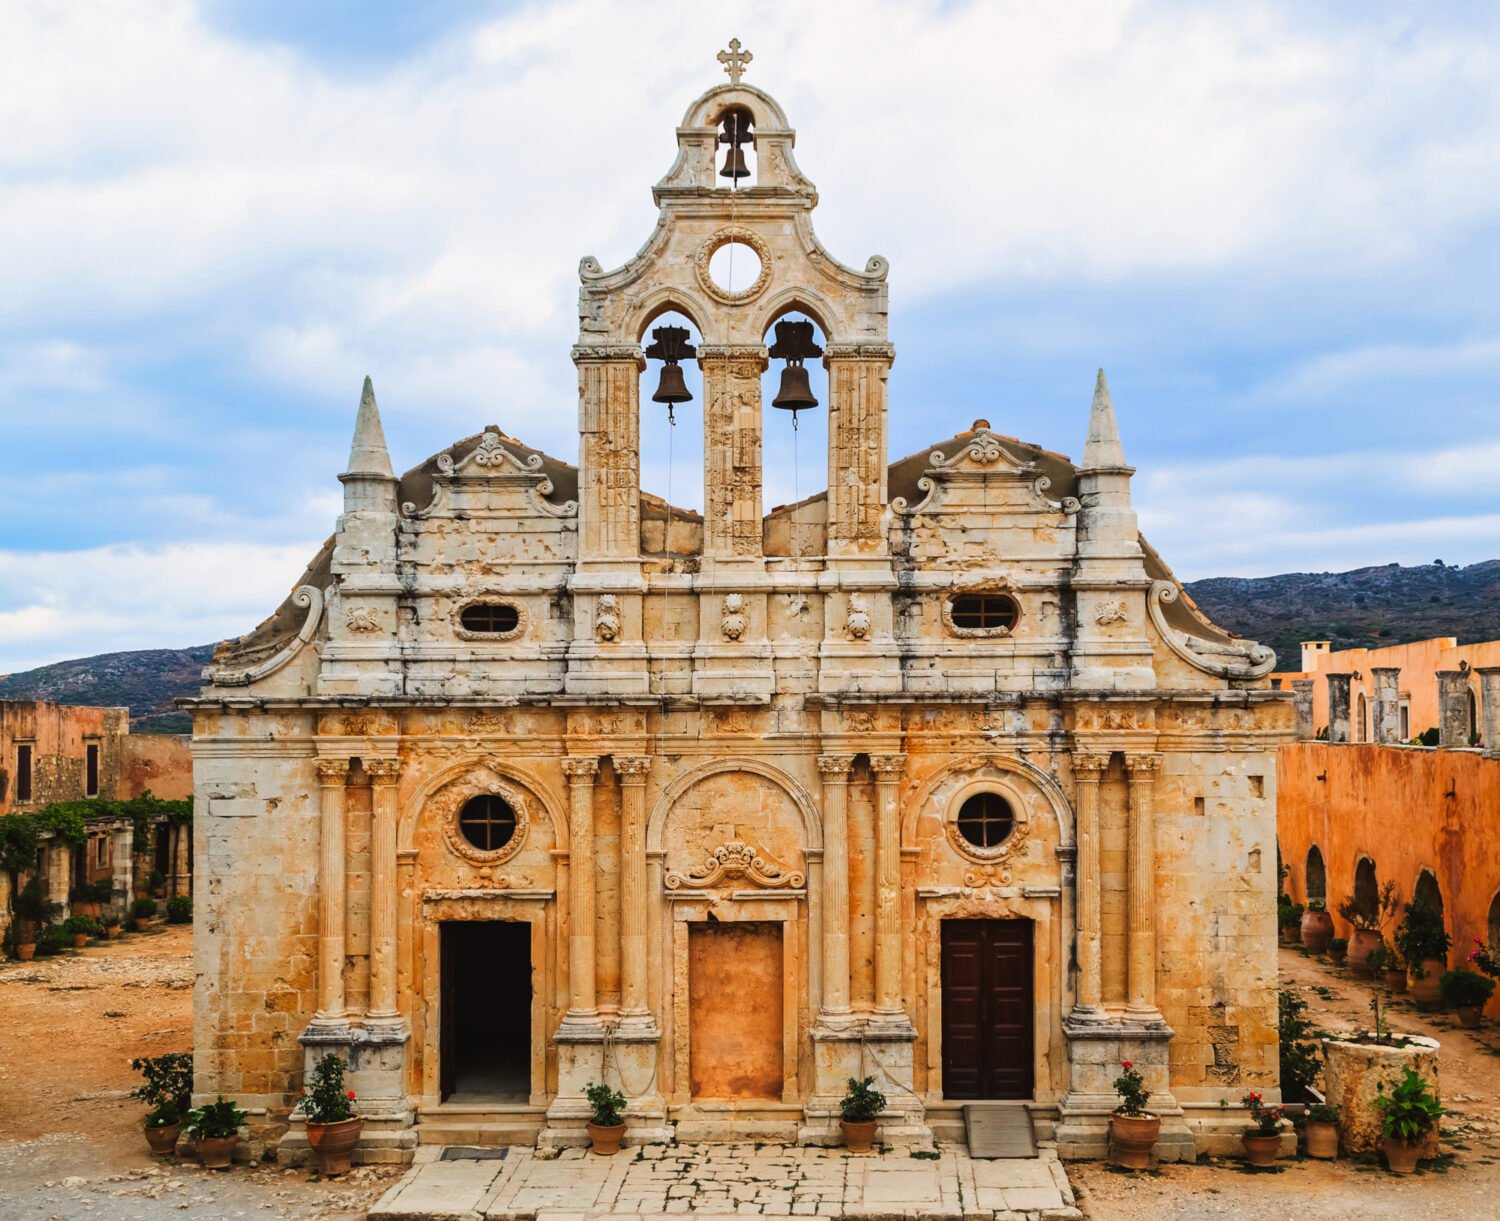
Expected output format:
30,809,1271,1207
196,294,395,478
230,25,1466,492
69,882,101,919
1305,1101,1339,1159
583,1081,627,1155
1279,989,1320,1112
1301,900,1334,953
1469,937,1500,981
1327,937,1348,967
100,911,122,939
62,914,100,948
1440,968,1496,1027
131,1052,193,1155
166,895,193,924
185,1096,247,1169
1340,882,1401,977
131,896,157,931
299,1052,362,1176
1368,944,1405,992
1373,1066,1442,1174
1108,1061,1159,1169
1395,902,1451,1007
838,1075,886,1153
1241,1091,1285,1167
1278,903,1304,945
35,924,70,957
10,876,61,961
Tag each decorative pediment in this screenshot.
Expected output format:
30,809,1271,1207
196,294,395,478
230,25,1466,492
927,430,1037,477
404,427,577,520
664,841,805,890
892,429,1078,518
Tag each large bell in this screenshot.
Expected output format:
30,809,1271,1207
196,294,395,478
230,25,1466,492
652,362,691,405
719,146,750,179
772,364,817,412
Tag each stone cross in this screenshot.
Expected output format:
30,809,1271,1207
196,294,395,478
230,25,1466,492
718,38,752,85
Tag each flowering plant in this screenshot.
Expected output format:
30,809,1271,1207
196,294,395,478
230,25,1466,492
1469,938,1500,980
1112,1062,1151,1118
301,1053,358,1125
1242,1091,1285,1137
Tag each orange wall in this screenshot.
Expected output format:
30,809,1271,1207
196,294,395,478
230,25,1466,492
120,734,193,801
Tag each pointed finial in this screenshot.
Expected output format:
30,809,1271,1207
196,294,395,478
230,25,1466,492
344,375,394,478
718,38,752,85
1082,368,1127,469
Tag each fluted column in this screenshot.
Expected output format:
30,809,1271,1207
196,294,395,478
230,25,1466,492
1124,753,1163,1019
562,757,601,1021
1478,667,1500,760
870,753,908,1019
816,755,855,1023
1326,673,1352,743
1072,753,1108,1019
313,758,350,1023
615,756,654,1029
572,345,644,565
1371,667,1401,744
365,757,403,1025
824,343,894,558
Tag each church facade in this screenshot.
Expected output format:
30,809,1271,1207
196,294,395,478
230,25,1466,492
188,51,1293,1164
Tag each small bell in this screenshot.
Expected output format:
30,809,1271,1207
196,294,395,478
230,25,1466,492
652,362,691,405
719,146,750,179
644,324,697,421
719,109,753,181
768,318,824,423
772,364,817,412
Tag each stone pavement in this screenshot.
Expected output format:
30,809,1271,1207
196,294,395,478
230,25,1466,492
369,1142,1080,1221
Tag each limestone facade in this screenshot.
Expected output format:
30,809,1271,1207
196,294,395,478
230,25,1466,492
187,54,1291,1163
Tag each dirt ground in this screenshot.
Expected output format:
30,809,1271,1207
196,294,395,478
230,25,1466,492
0,924,402,1219
1071,946,1500,1219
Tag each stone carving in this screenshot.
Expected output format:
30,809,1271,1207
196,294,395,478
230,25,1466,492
203,585,324,688
717,37,752,85
345,607,382,634
561,756,600,781
1093,599,1127,626
364,757,402,785
1206,1025,1242,1085
694,227,773,304
665,842,805,890
1149,581,1276,679
466,712,513,734
845,593,872,641
314,758,350,785
816,754,855,778
721,593,748,641
962,864,1014,892
595,595,621,642
1033,474,1082,515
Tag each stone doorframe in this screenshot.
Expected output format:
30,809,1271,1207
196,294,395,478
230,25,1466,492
415,890,557,1106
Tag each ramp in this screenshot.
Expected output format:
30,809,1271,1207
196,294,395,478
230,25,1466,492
963,1103,1037,1158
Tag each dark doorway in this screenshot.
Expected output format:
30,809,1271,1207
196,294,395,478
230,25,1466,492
941,919,1034,1100
440,921,531,1102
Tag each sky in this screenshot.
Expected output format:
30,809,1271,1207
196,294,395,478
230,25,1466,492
2,1,1499,674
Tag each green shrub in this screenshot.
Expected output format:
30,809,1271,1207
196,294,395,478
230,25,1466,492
583,1081,626,1127
301,1053,357,1125
1279,989,1321,1104
131,897,158,920
185,1097,246,1141
147,870,166,896
166,896,192,924
1395,901,1451,973
840,1075,887,1124
1440,969,1496,1008
1307,1102,1339,1125
35,924,70,956
132,1052,193,1127
62,914,100,938
1375,1068,1442,1142
101,911,122,930
1328,937,1348,952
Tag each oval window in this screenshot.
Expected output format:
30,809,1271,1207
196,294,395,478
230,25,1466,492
950,593,1019,632
459,603,520,635
956,792,1015,848
457,794,518,852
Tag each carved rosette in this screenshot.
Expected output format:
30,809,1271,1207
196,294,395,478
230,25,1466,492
694,227,773,304
721,593,748,641
595,594,621,643
845,593,872,641
665,842,805,890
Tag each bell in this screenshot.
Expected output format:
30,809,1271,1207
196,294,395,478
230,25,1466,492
719,146,750,179
772,364,817,412
652,362,691,405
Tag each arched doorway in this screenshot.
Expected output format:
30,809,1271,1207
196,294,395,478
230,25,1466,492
1305,846,1327,904
1413,868,1444,915
1353,857,1378,923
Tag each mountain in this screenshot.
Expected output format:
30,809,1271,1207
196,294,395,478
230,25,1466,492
0,645,215,734
1183,560,1500,670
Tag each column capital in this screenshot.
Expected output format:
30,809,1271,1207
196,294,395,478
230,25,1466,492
1073,752,1109,779
315,758,351,785
697,343,769,369
870,753,908,778
365,757,402,785
1371,665,1401,677
571,342,644,367
1124,753,1162,779
817,754,856,779
823,342,896,362
562,756,601,782
614,756,652,784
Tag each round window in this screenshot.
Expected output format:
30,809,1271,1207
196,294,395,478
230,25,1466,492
955,792,1015,848
457,794,517,852
459,602,520,635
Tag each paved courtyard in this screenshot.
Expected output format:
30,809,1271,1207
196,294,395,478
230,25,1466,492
370,1143,1080,1221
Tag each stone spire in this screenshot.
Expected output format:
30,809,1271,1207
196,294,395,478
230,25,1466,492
1082,368,1128,470
344,375,394,478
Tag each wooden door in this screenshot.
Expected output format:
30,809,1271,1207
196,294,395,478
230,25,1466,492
940,919,1034,1100
688,922,783,1100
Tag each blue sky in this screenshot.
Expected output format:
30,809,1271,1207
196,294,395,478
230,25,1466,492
3,1,1499,673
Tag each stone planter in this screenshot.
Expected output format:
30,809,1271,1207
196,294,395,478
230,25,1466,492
1322,1032,1440,1157
587,1122,625,1156
145,1123,181,1155
840,1119,878,1153
1457,1005,1484,1028
198,1135,239,1169
1383,1136,1423,1174
1407,959,1445,1008
1109,1113,1161,1169
1349,930,1382,977
1305,1121,1338,1159
1301,909,1334,953
306,1117,363,1177
1241,1131,1281,1167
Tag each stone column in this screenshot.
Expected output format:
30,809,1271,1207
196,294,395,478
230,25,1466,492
1124,753,1163,1019
823,344,894,558
313,758,350,1025
561,757,601,1024
45,838,71,919
572,345,644,565
1478,668,1500,760
1326,673,1352,743
870,754,908,1022
1372,667,1402,744
697,345,768,561
615,757,654,1030
365,758,403,1027
110,826,134,917
1437,670,1471,747
1072,753,1108,1018
816,755,855,1024
1291,679,1316,742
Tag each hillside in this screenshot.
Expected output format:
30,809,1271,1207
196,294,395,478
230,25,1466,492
1183,559,1500,669
0,645,214,733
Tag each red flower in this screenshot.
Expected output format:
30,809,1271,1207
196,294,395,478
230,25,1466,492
347,1090,357,1099
1122,1061,1133,1069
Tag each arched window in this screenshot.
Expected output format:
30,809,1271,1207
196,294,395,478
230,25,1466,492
639,311,706,554
716,106,757,186
761,311,829,560
1489,892,1500,948
1305,846,1327,904
1356,693,1368,742
1470,688,1481,744
1413,868,1444,915
1353,857,1378,922
1399,702,1411,741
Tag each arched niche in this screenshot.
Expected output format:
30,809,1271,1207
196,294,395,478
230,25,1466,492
1306,845,1328,903
398,757,568,856
902,754,1075,856
639,309,707,530
646,756,823,858
1353,856,1378,920
1489,891,1500,948
760,306,830,550
1413,867,1444,915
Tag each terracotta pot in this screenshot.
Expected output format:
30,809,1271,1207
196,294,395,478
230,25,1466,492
840,1118,879,1153
306,1117,363,1177
133,918,150,932
1408,959,1445,1007
1382,1135,1422,1174
1457,1004,1484,1028
101,924,116,939
1328,946,1348,966
1384,969,1407,993
74,902,100,919
198,1134,238,1169
14,943,36,961
1301,909,1334,952
70,933,89,948
1349,930,1382,977
145,1123,181,1155
1280,925,1299,945
587,1121,625,1156
1305,1121,1338,1159
1242,1131,1281,1167
1109,1113,1161,1170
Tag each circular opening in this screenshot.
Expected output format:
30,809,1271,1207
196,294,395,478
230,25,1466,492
457,794,517,852
460,603,520,634
956,792,1015,849
709,242,762,294
950,593,1019,632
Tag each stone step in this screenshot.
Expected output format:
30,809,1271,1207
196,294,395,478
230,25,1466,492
673,1117,801,1143
416,1121,544,1146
